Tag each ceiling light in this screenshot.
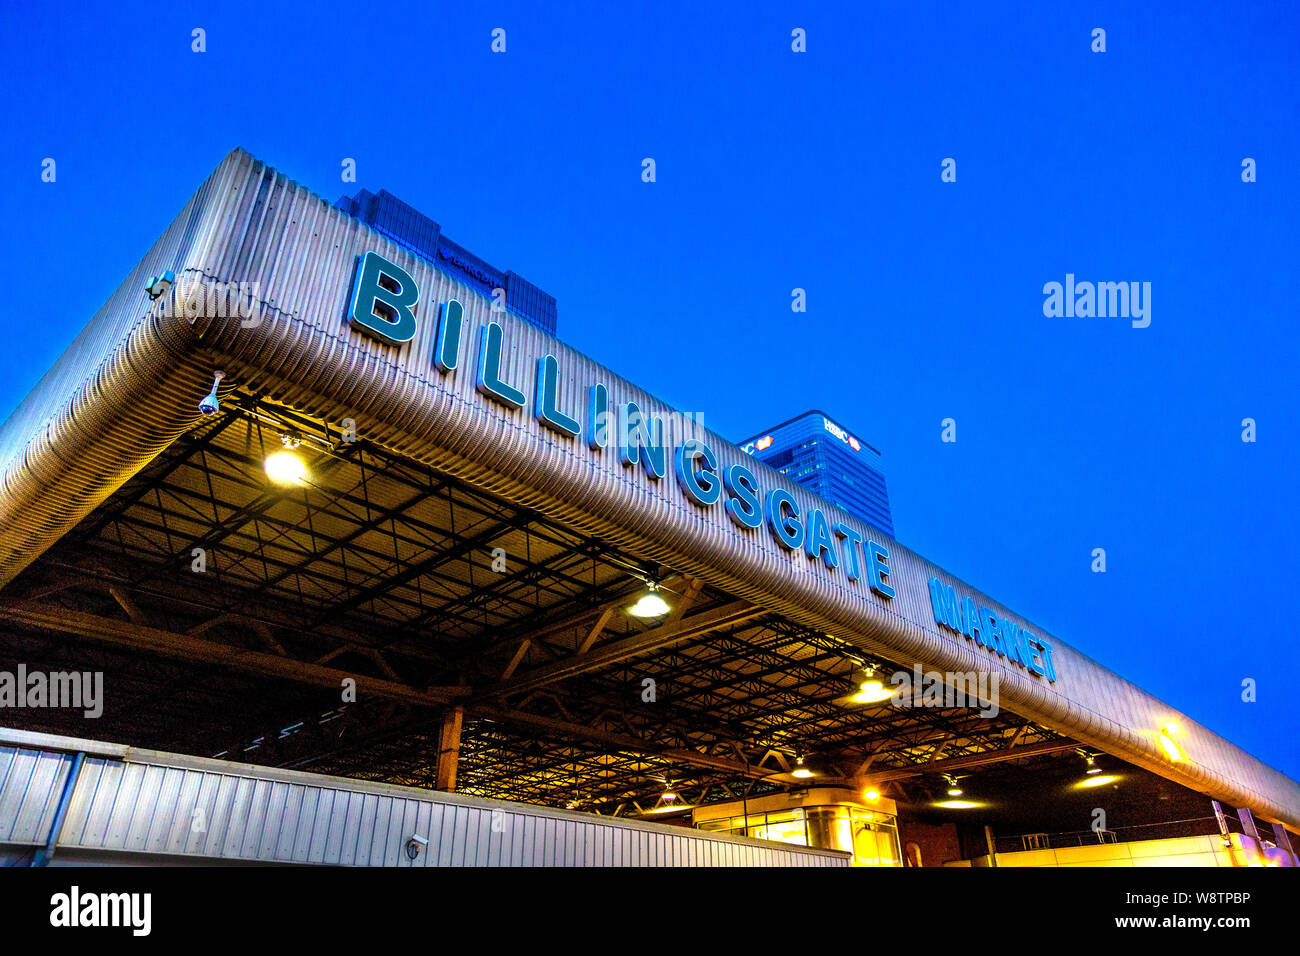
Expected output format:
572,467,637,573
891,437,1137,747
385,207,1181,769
864,789,881,801
628,583,670,618
849,679,895,704
265,450,306,485
933,800,981,809
1076,774,1120,789
846,665,895,704
643,784,692,814
791,756,813,779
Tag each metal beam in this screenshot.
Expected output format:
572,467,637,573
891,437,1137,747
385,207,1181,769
0,600,469,708
475,600,764,700
0,600,786,787
473,706,781,782
865,739,1078,782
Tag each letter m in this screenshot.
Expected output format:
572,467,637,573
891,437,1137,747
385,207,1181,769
1099,281,1129,318
928,578,949,628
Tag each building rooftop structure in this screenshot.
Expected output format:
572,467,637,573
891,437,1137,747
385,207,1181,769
336,188,557,336
0,149,1295,866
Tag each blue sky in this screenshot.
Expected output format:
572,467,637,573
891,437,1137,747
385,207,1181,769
1,1,1296,779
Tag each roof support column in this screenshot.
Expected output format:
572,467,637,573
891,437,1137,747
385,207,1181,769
435,706,464,792
1237,806,1261,843
1270,822,1295,859
983,825,998,868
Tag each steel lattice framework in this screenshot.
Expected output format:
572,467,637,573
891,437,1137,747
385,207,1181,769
0,394,1076,818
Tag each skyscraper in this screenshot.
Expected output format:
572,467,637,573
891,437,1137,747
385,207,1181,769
739,411,894,538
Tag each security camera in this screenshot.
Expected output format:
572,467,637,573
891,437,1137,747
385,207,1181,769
405,834,428,860
198,370,225,417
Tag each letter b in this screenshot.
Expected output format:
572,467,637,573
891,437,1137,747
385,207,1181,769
348,251,418,345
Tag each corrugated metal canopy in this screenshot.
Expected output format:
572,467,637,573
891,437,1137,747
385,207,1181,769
0,148,1296,832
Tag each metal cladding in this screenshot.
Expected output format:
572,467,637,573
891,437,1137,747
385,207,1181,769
0,148,1297,833
0,730,846,866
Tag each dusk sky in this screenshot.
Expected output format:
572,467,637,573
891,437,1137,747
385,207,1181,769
1,1,1296,778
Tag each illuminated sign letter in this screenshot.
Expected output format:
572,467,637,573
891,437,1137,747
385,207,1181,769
804,509,839,569
961,596,983,644
675,440,721,507
998,618,1027,668
587,384,609,450
834,523,863,580
476,322,526,409
723,464,763,529
764,489,804,551
348,251,418,345
928,578,947,621
434,300,463,372
619,402,666,479
1038,640,1057,681
534,354,580,437
979,607,1005,656
866,541,895,599
1023,632,1047,677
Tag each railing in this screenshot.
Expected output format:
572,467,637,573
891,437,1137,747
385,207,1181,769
995,816,1230,853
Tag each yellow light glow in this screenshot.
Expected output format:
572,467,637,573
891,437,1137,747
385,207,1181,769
1076,774,1120,788
864,789,881,801
1158,724,1185,762
628,590,671,618
791,767,813,779
933,800,982,809
849,679,895,704
265,451,306,485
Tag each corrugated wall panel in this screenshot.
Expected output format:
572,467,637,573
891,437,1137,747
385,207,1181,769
0,746,67,843
0,732,847,866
